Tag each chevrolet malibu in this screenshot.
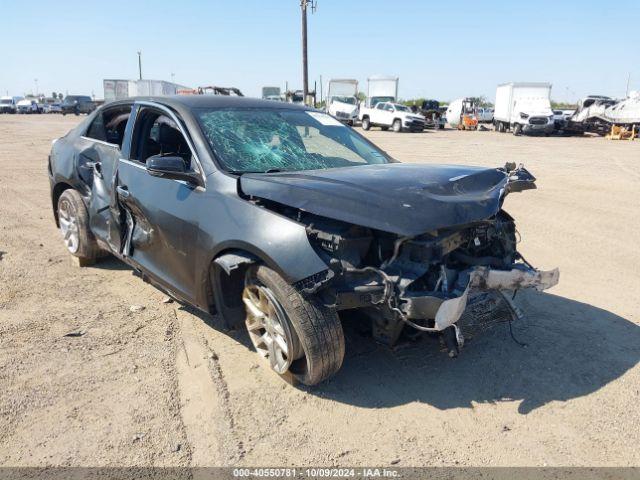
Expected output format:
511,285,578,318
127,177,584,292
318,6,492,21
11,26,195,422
48,96,558,385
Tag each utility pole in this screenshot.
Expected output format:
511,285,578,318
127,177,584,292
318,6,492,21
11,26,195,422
300,0,316,106
319,74,323,104
137,51,142,80
34,78,38,96
626,73,631,97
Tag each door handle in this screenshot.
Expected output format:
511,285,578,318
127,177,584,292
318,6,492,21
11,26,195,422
116,185,130,199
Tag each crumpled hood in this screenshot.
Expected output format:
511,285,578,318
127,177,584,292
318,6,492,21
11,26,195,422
240,163,511,236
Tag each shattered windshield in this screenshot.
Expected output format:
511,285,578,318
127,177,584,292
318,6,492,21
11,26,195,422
196,108,389,173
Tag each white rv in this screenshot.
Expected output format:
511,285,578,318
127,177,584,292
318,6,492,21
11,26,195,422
326,79,358,125
494,82,554,135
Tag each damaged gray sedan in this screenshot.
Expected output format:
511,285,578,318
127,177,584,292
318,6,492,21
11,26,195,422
48,96,558,385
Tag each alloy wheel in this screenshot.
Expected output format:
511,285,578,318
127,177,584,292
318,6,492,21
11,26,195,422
58,198,80,254
242,284,295,374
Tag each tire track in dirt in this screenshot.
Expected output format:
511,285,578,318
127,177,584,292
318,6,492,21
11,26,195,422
173,307,244,466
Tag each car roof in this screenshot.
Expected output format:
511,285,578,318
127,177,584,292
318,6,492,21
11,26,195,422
127,95,313,111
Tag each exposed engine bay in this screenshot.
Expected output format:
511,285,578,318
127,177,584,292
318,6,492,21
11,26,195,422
246,163,559,354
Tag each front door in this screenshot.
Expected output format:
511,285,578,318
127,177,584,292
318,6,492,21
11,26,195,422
115,106,205,303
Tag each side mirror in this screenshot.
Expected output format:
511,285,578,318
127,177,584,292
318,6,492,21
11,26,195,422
146,155,202,187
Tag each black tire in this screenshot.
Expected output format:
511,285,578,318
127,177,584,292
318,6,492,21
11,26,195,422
381,126,389,131
57,189,100,264
513,123,522,136
361,117,371,131
392,119,402,133
248,265,345,386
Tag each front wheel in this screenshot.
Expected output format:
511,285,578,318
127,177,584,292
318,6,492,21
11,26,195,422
242,265,345,386
361,117,371,130
392,119,402,133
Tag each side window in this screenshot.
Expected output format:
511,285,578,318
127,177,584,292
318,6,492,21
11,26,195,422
104,108,132,148
376,103,385,110
130,109,195,171
86,106,132,147
86,113,106,142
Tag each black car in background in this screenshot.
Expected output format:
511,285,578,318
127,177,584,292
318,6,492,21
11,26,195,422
48,96,558,385
61,95,96,115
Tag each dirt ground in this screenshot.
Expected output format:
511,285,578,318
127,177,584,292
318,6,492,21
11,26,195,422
1,114,639,467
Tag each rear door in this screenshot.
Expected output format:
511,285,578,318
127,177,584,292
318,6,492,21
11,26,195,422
114,103,206,303
371,103,386,124
81,104,133,252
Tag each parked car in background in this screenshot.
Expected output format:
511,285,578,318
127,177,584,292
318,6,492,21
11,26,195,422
360,101,426,132
0,96,23,114
16,98,41,114
477,107,494,123
42,97,62,114
61,95,96,115
439,105,448,127
48,95,558,385
417,100,445,129
552,110,568,130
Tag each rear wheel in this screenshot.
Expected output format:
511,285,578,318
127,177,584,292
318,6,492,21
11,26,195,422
57,189,100,265
513,123,522,136
392,119,402,133
361,117,371,131
242,265,345,385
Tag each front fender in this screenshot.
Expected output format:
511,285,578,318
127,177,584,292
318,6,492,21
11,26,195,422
193,172,330,309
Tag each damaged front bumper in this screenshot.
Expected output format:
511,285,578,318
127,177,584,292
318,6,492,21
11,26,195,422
400,265,559,331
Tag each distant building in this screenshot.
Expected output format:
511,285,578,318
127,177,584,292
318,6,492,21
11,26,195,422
103,79,191,102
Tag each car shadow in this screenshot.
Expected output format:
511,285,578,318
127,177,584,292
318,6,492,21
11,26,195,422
91,256,639,414
90,255,133,271
313,290,640,414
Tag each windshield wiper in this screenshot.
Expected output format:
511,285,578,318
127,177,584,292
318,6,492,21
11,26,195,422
227,168,289,176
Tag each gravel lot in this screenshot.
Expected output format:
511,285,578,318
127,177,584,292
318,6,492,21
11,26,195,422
0,114,639,467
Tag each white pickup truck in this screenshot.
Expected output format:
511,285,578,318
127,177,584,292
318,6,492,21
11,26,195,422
359,102,426,132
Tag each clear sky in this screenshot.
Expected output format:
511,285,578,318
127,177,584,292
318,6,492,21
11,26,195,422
1,0,638,103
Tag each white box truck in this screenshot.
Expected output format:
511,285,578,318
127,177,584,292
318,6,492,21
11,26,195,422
104,79,189,102
363,75,398,108
326,79,359,125
494,82,554,135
